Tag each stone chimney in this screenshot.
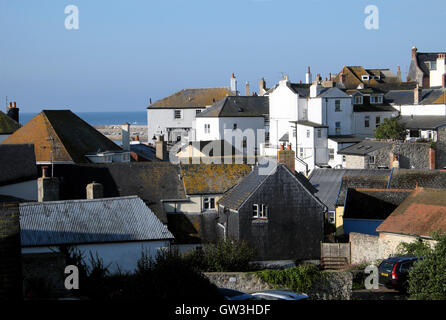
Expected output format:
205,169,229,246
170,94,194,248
429,147,436,170
259,78,266,96
230,73,238,95
0,202,23,300
305,66,312,84
390,154,400,168
277,143,295,173
414,84,422,105
411,46,418,59
38,166,59,202
7,101,19,123
121,122,131,151
86,182,104,199
155,135,167,160
245,81,250,96
397,66,402,81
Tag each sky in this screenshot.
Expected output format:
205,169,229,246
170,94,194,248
1,0,446,112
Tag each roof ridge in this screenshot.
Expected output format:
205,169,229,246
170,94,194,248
20,195,140,207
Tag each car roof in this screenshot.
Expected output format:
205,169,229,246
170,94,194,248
252,290,309,299
383,256,419,263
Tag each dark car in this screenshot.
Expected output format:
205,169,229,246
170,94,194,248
378,256,420,292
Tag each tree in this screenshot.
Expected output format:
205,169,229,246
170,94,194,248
405,232,446,300
374,118,406,140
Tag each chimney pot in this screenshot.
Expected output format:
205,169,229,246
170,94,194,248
287,143,292,150
87,182,104,199
8,102,12,109
12,102,16,108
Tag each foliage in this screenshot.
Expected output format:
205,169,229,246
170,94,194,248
406,232,446,300
395,237,432,258
255,265,321,293
374,118,406,140
183,240,257,272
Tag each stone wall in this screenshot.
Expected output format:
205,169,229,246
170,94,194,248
345,155,365,169
436,126,446,169
0,203,22,300
204,271,353,300
349,232,380,265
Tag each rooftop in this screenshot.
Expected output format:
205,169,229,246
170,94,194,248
336,175,391,207
0,144,37,186
398,115,446,130
196,96,269,118
338,140,391,156
0,111,21,135
20,196,174,247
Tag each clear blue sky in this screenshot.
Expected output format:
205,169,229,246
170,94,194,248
1,0,445,112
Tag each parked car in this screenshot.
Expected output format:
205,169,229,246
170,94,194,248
378,256,421,292
218,288,259,300
251,290,309,301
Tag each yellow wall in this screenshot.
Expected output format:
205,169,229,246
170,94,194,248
335,206,344,235
163,195,223,214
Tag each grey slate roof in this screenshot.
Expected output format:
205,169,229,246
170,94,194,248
196,96,269,118
338,140,390,156
279,133,289,142
130,143,157,161
385,89,445,105
309,169,391,211
289,83,311,97
20,196,174,247
218,162,317,210
336,175,391,207
388,169,446,189
0,110,21,134
292,120,328,128
0,144,37,186
328,135,363,144
398,116,446,130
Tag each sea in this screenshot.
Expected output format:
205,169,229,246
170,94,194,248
19,111,148,126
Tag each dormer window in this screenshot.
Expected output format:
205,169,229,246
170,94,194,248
354,96,363,105
361,75,370,81
370,96,383,104
426,61,437,70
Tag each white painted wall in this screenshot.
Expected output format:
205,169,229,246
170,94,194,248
429,56,446,87
22,240,171,274
353,111,399,138
0,180,37,201
147,108,206,142
399,104,446,116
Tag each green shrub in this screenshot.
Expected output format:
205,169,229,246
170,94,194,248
374,118,406,140
256,265,321,293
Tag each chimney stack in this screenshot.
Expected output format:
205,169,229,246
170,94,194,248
429,147,436,170
414,84,422,105
230,73,238,95
121,122,131,151
411,46,418,59
305,66,312,84
259,78,266,96
245,81,250,96
397,66,402,81
156,135,167,160
277,144,295,173
86,182,104,199
38,166,59,202
7,101,19,123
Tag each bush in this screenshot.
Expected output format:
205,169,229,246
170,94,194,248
407,232,446,300
375,118,406,140
395,237,432,258
256,265,321,293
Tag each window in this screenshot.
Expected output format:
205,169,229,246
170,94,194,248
196,109,202,115
203,197,215,210
361,75,370,81
174,109,182,119
335,122,341,134
299,148,304,158
233,123,237,130
292,127,297,138
376,116,381,128
329,148,335,160
253,204,268,219
204,124,210,133
364,116,370,128
370,96,383,104
369,155,375,164
409,130,420,138
328,212,335,224
426,61,437,70
306,130,310,138
354,96,363,105
335,100,341,112
317,129,322,138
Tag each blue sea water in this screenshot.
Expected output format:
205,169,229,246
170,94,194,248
19,111,147,126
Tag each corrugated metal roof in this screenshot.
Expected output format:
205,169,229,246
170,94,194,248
20,196,174,247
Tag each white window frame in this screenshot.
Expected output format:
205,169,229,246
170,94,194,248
252,204,259,218
253,204,268,219
335,122,341,134
361,75,370,81
203,197,215,210
335,100,341,112
174,109,183,119
354,96,363,105
329,148,335,160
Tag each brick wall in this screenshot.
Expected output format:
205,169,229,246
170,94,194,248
0,203,23,300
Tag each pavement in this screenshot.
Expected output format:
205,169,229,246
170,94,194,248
352,286,408,300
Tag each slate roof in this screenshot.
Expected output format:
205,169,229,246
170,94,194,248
20,196,174,247
292,120,328,128
1,110,122,163
398,115,446,130
147,88,233,109
309,169,391,211
0,111,21,135
289,83,311,97
377,188,446,237
180,163,252,195
385,89,446,105
196,96,269,118
55,162,187,223
317,87,351,98
0,144,37,186
279,133,289,142
218,163,318,211
0,195,28,203
353,105,397,112
343,188,411,220
338,140,391,156
328,135,363,144
388,169,446,189
336,175,391,207
130,143,157,161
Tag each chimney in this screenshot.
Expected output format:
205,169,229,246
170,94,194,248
411,46,418,59
429,147,436,170
86,182,104,199
156,135,167,160
443,74,446,89
7,101,19,123
390,153,400,169
305,66,312,84
284,75,289,81
230,73,238,95
38,166,59,202
277,144,295,173
259,78,266,96
245,81,250,96
397,66,402,81
414,84,422,105
121,122,131,151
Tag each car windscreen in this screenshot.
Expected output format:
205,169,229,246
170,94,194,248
379,261,395,273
